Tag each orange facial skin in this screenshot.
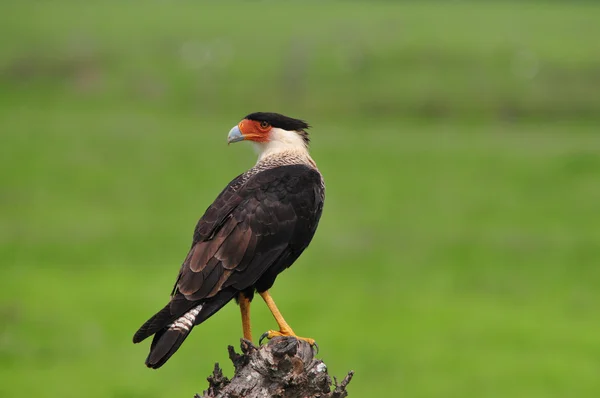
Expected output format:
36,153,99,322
238,119,272,142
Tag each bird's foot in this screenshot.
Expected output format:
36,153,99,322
259,329,318,352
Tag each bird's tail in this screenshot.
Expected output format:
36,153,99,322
145,323,193,369
134,303,203,369
133,288,238,369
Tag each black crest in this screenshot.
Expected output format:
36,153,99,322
244,112,310,145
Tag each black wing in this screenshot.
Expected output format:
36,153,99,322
177,163,324,300
133,164,324,344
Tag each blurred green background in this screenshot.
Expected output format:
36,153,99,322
1,1,599,397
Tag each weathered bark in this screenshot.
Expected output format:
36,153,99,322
195,337,354,398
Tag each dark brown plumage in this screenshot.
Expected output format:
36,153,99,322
133,113,325,369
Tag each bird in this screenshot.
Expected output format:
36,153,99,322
132,112,326,369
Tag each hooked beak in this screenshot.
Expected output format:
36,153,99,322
227,125,245,144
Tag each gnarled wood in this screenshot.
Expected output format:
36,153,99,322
195,337,353,398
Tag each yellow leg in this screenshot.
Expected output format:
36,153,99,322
239,292,253,342
259,290,315,346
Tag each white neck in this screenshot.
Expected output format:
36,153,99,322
252,128,311,163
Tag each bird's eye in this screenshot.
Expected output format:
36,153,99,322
260,121,270,129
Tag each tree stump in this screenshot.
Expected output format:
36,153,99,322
195,337,354,398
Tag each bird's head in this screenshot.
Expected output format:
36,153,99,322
227,112,310,159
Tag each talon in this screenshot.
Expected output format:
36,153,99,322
258,328,317,349
259,331,270,346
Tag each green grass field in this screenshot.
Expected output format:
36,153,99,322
1,1,600,397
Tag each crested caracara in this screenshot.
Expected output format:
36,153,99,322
133,112,325,369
